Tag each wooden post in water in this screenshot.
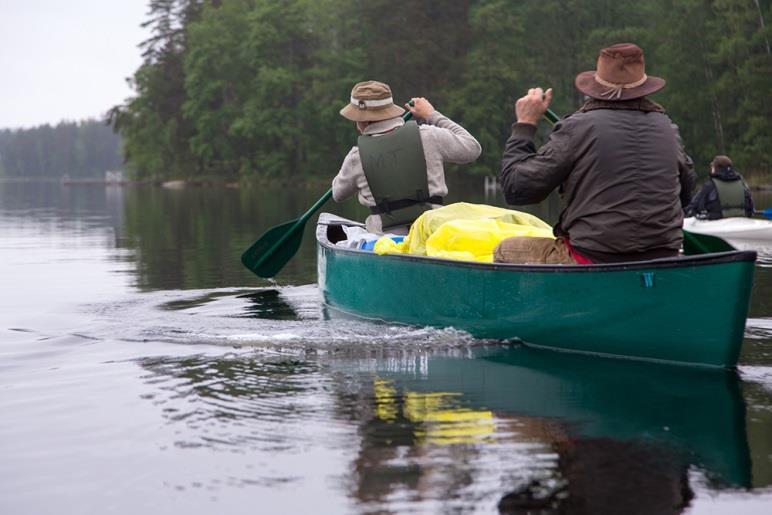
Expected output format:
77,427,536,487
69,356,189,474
484,175,499,199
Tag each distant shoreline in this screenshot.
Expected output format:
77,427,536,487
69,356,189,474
0,176,332,189
2,175,771,192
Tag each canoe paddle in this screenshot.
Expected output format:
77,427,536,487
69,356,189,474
541,106,735,254
755,208,772,220
681,230,735,254
241,106,415,278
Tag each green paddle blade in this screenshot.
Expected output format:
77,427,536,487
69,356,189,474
241,189,333,278
241,218,306,278
682,229,735,255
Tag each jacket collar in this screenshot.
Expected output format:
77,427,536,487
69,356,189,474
712,167,742,181
578,97,665,114
363,117,405,136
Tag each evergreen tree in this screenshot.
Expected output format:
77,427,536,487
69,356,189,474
109,0,204,179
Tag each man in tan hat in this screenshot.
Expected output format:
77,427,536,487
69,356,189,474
686,155,754,219
494,43,696,264
332,80,481,234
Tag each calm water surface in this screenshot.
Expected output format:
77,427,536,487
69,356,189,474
1,179,771,514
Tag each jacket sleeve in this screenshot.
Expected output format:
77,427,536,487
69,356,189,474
673,124,696,207
331,147,361,202
499,120,574,205
744,185,755,216
422,111,482,164
685,181,710,217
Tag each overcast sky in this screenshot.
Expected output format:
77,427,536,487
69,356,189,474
0,1,149,129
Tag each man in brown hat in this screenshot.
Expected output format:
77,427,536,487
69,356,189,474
494,43,696,264
685,155,754,219
332,80,481,234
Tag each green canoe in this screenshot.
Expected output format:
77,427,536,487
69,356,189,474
317,214,757,368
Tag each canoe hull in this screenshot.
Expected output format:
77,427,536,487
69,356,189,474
318,216,756,367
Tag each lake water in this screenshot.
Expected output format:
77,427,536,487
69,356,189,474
1,179,771,514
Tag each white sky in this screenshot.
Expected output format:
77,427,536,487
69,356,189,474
0,1,149,129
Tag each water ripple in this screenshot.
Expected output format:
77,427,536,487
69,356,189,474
85,285,485,354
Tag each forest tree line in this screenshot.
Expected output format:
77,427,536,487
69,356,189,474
109,0,772,183
0,120,122,179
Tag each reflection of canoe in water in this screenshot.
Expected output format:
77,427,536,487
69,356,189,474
317,214,756,367
684,216,772,242
367,345,751,488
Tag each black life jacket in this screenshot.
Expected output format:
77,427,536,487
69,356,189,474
358,121,442,230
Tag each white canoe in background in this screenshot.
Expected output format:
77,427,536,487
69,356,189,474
683,216,772,241
683,216,772,261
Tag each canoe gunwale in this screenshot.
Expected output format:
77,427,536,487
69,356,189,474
317,214,757,273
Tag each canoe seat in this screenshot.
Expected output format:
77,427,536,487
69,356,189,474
326,223,348,244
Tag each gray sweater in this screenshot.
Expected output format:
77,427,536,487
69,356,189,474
332,111,481,232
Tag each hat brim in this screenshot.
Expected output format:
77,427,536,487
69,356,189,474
340,103,405,122
574,71,666,101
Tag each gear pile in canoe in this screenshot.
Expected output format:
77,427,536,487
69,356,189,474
364,203,554,263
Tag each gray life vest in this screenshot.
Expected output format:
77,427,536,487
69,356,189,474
358,121,442,230
711,178,746,218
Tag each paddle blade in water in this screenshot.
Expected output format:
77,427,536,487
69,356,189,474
682,229,735,255
241,219,306,278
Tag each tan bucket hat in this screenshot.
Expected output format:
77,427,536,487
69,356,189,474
575,43,665,101
339,80,405,122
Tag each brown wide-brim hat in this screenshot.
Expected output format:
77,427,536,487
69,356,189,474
575,43,666,101
340,80,405,122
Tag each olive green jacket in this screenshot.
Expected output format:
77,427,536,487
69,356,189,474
500,98,696,261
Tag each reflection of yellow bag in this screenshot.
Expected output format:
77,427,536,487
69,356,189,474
373,202,553,262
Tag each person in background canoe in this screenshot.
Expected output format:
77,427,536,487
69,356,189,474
685,155,754,219
332,80,482,234
494,43,696,264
